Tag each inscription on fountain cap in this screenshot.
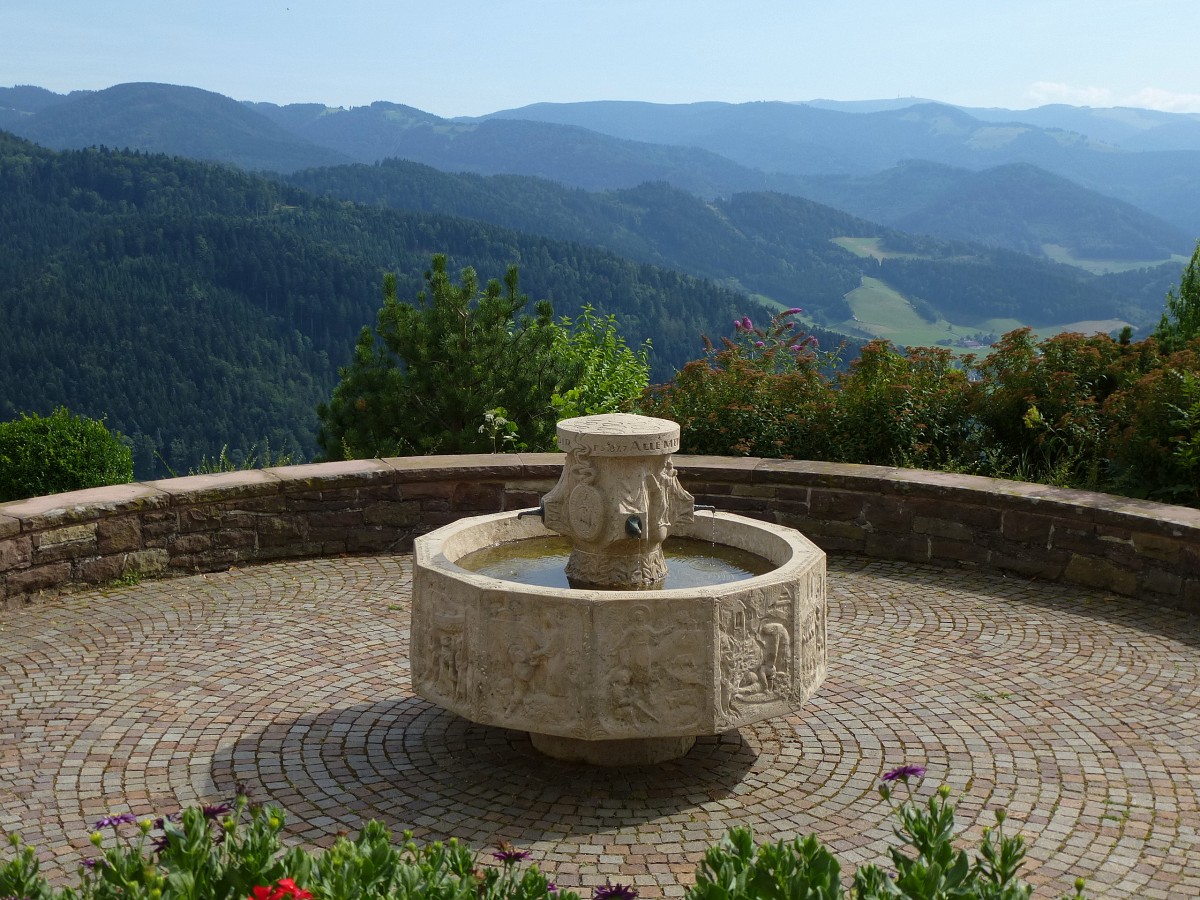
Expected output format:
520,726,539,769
556,413,680,457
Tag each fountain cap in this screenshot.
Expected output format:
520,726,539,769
556,413,680,458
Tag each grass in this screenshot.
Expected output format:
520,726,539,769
832,276,1132,354
831,236,922,262
835,233,1186,276
766,236,1144,353
1041,244,1189,275
836,277,986,351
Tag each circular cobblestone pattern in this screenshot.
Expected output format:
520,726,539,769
2,555,1199,898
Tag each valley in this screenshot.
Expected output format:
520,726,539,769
0,80,1195,478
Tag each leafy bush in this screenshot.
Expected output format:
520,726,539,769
0,407,133,502
646,312,973,469
964,329,1132,489
1,793,572,900
833,341,972,470
551,305,651,420
1102,345,1200,504
689,766,1088,899
1155,238,1200,352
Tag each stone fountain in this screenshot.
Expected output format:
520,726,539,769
411,414,826,765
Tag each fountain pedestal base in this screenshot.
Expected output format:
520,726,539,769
530,732,697,766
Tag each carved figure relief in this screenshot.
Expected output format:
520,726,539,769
717,587,796,726
796,601,827,699
598,604,704,733
477,605,580,729
414,575,466,702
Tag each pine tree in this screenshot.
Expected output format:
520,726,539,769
1156,240,1200,352
317,255,580,458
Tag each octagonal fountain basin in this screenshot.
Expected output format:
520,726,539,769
412,509,827,765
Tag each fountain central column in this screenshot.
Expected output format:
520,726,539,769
540,414,696,589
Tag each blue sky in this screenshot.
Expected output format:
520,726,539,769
4,0,1199,117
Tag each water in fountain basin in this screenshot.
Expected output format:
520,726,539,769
457,535,773,589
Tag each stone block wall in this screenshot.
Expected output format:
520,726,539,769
2,455,1198,613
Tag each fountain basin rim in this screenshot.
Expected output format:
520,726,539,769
415,508,821,599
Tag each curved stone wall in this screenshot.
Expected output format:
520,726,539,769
1,455,1197,612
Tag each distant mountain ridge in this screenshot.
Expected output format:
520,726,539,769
486,99,1200,235
4,81,1198,253
2,82,351,172
793,160,1192,263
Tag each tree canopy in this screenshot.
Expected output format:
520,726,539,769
1156,239,1200,352
318,256,580,458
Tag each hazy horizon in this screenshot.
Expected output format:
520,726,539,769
4,0,1199,118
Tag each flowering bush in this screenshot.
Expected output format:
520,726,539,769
647,307,1200,506
643,308,839,459
0,792,572,900
0,771,1089,900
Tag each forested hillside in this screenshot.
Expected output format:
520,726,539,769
791,160,1192,262
0,132,773,477
6,83,1195,267
286,158,1167,327
488,100,1200,234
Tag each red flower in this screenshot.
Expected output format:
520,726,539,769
249,878,313,900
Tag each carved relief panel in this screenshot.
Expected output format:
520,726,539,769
589,598,711,738
472,591,585,735
716,581,797,729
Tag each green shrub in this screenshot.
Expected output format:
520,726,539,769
833,341,973,469
0,770,1088,900
1103,341,1200,504
551,305,651,420
0,407,133,502
687,766,1086,900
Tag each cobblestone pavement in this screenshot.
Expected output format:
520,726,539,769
2,555,1199,898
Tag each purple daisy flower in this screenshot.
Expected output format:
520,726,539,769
201,803,232,820
93,812,138,830
594,880,639,900
882,764,927,783
491,847,532,864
